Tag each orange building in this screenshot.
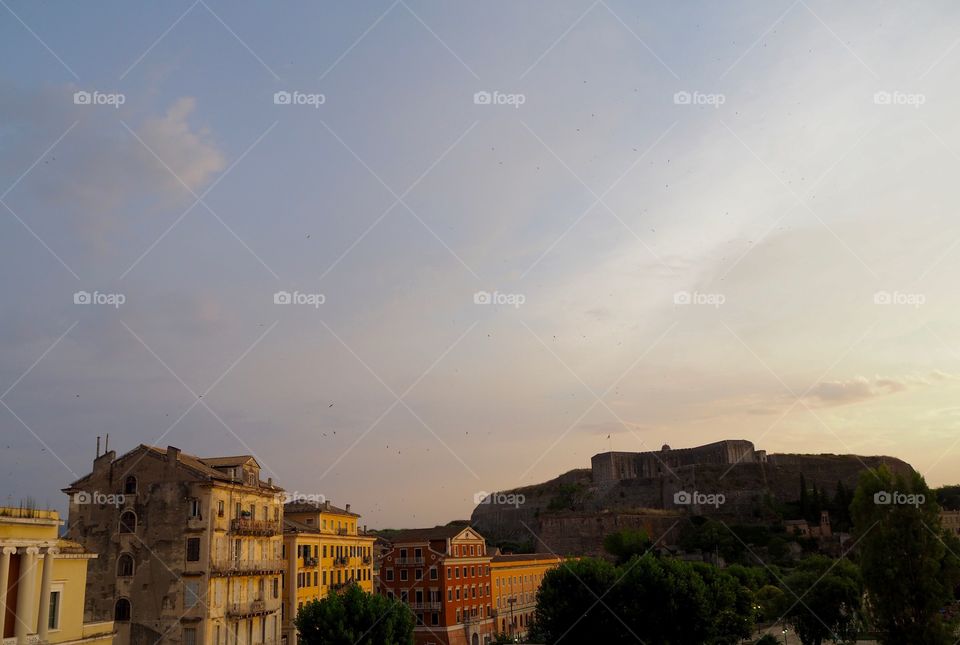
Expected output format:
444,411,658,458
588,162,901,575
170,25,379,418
378,525,494,645
490,553,562,641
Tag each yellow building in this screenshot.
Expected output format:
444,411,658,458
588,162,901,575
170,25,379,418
0,506,115,645
280,501,375,643
490,553,562,641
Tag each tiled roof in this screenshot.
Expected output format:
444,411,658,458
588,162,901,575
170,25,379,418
284,501,359,517
384,525,474,543
491,553,563,563
283,518,319,533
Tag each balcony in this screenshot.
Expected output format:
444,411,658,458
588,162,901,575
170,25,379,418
396,557,424,566
362,555,372,565
211,558,286,575
336,527,349,535
332,557,349,567
410,602,442,611
230,518,281,535
227,599,271,618
303,556,319,567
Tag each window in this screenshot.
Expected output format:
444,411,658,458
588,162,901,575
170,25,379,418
123,476,137,495
430,567,438,580
186,538,201,562
185,581,200,607
414,547,422,559
188,499,201,518
117,554,134,577
385,569,394,582
183,627,197,645
431,612,439,626
415,569,423,581
119,511,136,534
447,568,452,580
399,569,408,581
114,598,131,621
273,578,279,598
217,500,224,517
47,590,60,630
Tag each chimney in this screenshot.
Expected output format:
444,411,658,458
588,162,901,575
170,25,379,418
96,436,100,458
324,501,331,511
167,446,181,469
345,503,351,513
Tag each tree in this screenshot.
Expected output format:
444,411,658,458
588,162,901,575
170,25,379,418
851,466,960,644
533,555,754,644
603,528,652,564
295,584,414,645
781,556,862,645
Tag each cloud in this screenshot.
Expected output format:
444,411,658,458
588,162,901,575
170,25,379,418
806,372,959,406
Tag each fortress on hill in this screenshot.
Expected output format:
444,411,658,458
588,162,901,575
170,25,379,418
591,439,767,484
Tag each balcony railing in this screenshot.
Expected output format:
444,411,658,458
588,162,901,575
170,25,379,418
227,599,269,617
333,557,349,567
396,557,424,566
362,555,372,565
336,527,348,535
230,518,281,535
211,558,286,574
410,602,442,610
303,556,319,567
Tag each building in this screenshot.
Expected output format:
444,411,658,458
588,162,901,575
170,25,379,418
942,510,960,536
378,525,494,645
63,445,285,645
489,553,561,641
280,501,375,643
783,511,832,539
591,440,766,485
0,506,116,645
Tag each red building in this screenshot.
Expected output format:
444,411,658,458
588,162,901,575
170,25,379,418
378,525,494,645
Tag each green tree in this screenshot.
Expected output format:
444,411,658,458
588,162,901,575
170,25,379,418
603,527,652,564
533,555,754,644
782,556,862,645
295,584,414,645
851,466,960,644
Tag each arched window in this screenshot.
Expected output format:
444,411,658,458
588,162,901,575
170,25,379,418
114,598,131,621
117,554,134,577
119,511,136,534
123,476,137,495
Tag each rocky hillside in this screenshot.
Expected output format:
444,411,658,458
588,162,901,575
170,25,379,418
471,453,913,555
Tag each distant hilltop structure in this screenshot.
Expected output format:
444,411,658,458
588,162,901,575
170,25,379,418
591,439,766,485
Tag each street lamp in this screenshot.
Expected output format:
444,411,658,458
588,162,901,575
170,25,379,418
507,597,516,642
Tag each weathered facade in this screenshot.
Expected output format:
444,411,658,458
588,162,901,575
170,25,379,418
63,445,285,645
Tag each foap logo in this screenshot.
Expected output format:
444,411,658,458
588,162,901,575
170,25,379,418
474,491,526,508
284,491,326,505
73,90,126,108
873,290,925,308
473,90,526,109
74,290,126,308
273,90,325,108
874,490,925,507
873,90,925,108
674,490,726,508
673,90,725,108
673,290,725,308
473,290,526,308
274,290,325,308
73,491,127,507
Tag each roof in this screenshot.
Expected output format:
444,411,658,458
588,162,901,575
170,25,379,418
491,553,563,564
283,518,319,534
64,445,282,491
385,525,477,544
284,501,359,517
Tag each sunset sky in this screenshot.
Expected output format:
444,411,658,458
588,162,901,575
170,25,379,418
3,1,960,528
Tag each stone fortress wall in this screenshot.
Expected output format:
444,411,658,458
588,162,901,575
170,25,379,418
591,439,766,485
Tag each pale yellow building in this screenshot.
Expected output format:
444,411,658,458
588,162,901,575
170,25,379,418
64,445,285,645
280,501,374,644
0,506,115,645
490,553,562,641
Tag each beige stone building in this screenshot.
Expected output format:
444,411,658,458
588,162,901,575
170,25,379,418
0,506,115,645
63,445,285,645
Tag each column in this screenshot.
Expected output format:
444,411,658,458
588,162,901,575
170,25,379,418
0,546,17,637
37,547,57,642
15,546,39,645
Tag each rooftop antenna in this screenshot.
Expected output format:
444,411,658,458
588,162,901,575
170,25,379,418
105,434,109,452
96,436,100,458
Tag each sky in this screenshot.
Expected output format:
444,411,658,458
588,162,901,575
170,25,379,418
2,1,960,529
